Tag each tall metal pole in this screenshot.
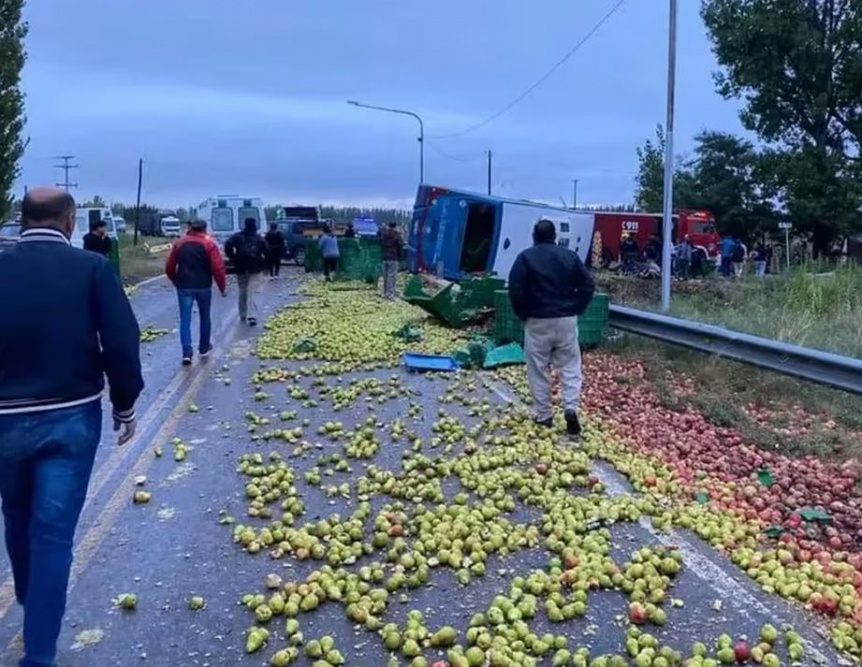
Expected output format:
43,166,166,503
487,150,492,195
660,0,678,313
572,179,579,209
53,155,78,192
347,101,425,185
133,158,143,247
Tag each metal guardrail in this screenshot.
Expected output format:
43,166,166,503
608,304,862,395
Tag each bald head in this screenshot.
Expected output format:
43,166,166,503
21,187,76,235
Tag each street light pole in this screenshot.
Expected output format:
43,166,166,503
660,0,678,313
572,179,579,209
347,100,425,184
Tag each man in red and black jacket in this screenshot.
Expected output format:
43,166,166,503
165,219,227,366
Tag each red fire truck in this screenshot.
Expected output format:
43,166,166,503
591,210,721,267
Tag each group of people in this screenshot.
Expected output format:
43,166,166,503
164,217,287,365
0,189,589,667
315,220,405,299
720,236,771,278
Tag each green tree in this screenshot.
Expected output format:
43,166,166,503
683,131,775,240
633,124,695,212
0,0,28,220
701,0,862,254
81,195,107,208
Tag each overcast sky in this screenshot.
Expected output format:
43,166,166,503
15,0,744,210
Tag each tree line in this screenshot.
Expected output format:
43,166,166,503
635,0,862,258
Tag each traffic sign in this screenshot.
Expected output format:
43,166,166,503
778,222,792,229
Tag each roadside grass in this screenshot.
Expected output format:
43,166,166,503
598,265,862,461
118,234,169,284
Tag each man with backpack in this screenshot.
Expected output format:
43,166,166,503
225,218,267,326
165,219,227,366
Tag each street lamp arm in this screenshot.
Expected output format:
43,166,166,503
347,100,425,183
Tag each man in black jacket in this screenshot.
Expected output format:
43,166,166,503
508,219,595,436
380,221,404,299
264,222,285,277
83,219,112,257
225,218,267,325
0,186,144,667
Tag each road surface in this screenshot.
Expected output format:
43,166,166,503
0,271,847,666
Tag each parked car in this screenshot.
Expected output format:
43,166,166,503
0,222,21,252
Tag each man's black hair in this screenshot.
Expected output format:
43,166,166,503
388,221,397,228
244,217,258,232
532,219,556,244
89,219,108,232
21,191,75,227
269,222,278,231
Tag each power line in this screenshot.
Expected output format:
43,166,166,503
429,0,630,140
425,141,482,163
53,155,78,191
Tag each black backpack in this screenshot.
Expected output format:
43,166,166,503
231,232,265,272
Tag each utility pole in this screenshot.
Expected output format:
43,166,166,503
572,179,579,209
53,155,78,192
486,150,493,195
133,158,143,247
660,0,678,313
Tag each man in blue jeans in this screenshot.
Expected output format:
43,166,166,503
0,186,144,667
165,219,227,365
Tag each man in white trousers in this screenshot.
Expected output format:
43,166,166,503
508,219,595,436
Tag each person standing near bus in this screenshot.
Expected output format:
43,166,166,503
508,219,595,437
318,225,340,282
380,221,404,299
83,219,112,257
264,222,285,277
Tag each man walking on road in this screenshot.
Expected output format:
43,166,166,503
0,187,144,667
165,219,227,365
264,222,285,277
380,221,404,299
225,218,267,326
508,219,595,437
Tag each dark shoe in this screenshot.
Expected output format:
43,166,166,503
200,345,213,358
533,417,553,428
565,410,581,436
182,356,192,366
248,317,257,327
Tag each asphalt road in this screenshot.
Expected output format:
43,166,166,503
0,270,849,667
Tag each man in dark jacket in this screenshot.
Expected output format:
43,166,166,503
225,218,267,325
83,219,112,257
380,221,404,299
264,222,285,277
508,219,595,436
165,219,227,365
0,186,144,667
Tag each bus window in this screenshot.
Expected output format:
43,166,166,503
238,207,261,230
211,208,234,232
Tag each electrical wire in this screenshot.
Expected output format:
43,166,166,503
428,0,630,140
425,141,483,163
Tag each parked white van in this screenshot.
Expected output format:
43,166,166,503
195,196,265,246
71,208,117,249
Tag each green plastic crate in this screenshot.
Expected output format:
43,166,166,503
493,290,610,348
578,293,610,348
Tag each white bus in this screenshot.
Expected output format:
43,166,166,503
195,196,265,245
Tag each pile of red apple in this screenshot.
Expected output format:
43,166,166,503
561,353,862,628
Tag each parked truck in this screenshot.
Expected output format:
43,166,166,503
273,205,329,265
591,210,721,268
137,209,182,237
